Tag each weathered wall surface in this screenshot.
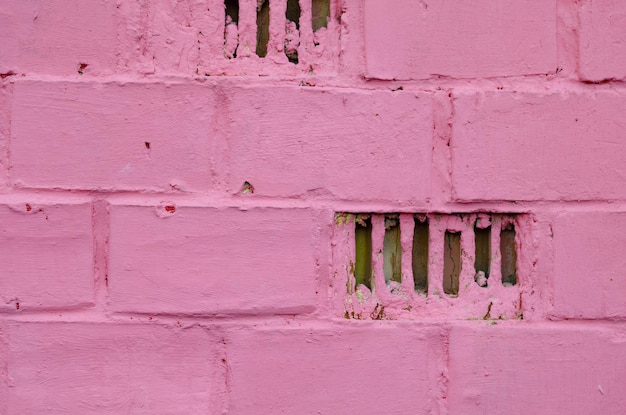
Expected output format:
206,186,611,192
0,0,625,413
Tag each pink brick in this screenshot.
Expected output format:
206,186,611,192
363,0,557,80
0,0,119,76
0,84,10,188
452,90,626,201
227,86,432,201
552,212,626,318
226,324,446,414
0,201,93,311
579,0,626,81
6,322,214,414
448,323,626,414
108,205,317,315
11,81,213,191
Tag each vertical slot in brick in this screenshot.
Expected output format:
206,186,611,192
443,231,461,297
474,225,491,287
355,216,372,290
311,0,330,32
412,216,429,294
256,0,270,57
383,215,401,285
500,223,518,286
224,0,239,58
285,0,300,64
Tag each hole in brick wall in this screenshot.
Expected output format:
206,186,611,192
354,216,372,290
312,0,330,32
443,231,461,297
501,223,518,286
285,0,301,64
256,0,270,57
224,0,239,58
412,216,429,294
474,225,491,287
383,215,401,285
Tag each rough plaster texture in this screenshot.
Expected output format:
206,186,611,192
0,0,625,413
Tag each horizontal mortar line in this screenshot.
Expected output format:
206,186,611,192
1,313,625,327
5,73,626,92
5,190,626,212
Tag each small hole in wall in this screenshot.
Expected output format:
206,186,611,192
501,223,518,286
285,0,301,64
256,0,270,57
474,225,491,287
354,216,372,290
443,231,461,297
144,141,151,150
412,216,429,294
224,0,239,58
312,0,330,32
383,215,401,285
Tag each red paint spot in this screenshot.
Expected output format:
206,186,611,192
0,71,15,79
165,205,176,213
15,302,20,310
25,204,32,212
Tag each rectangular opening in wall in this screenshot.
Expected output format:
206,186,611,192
354,216,372,290
383,215,401,285
256,0,270,57
285,0,300,64
474,225,491,287
443,231,461,297
501,223,518,286
224,0,239,58
312,0,330,32
412,216,429,294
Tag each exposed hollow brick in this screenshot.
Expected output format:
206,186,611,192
108,204,318,315
452,90,626,201
5,322,215,414
448,323,626,414
552,212,626,319
0,201,93,311
579,0,626,82
225,86,433,201
226,324,446,414
0,0,119,76
363,0,557,80
10,81,213,192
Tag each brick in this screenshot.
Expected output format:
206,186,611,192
226,86,432,202
452,90,626,201
0,201,93,311
363,0,557,80
108,205,318,315
448,323,626,414
6,322,214,414
226,324,446,414
552,212,626,318
0,0,119,76
0,84,10,188
579,0,626,81
0,321,6,415
11,81,213,191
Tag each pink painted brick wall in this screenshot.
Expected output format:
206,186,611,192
0,0,625,413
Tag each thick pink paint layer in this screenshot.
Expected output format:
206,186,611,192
0,0,624,413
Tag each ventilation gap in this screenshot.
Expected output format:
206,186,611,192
474,225,491,287
383,215,401,285
285,0,300,64
312,0,330,32
354,216,372,290
501,223,518,286
224,0,239,58
412,216,429,294
443,231,461,297
256,0,270,57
